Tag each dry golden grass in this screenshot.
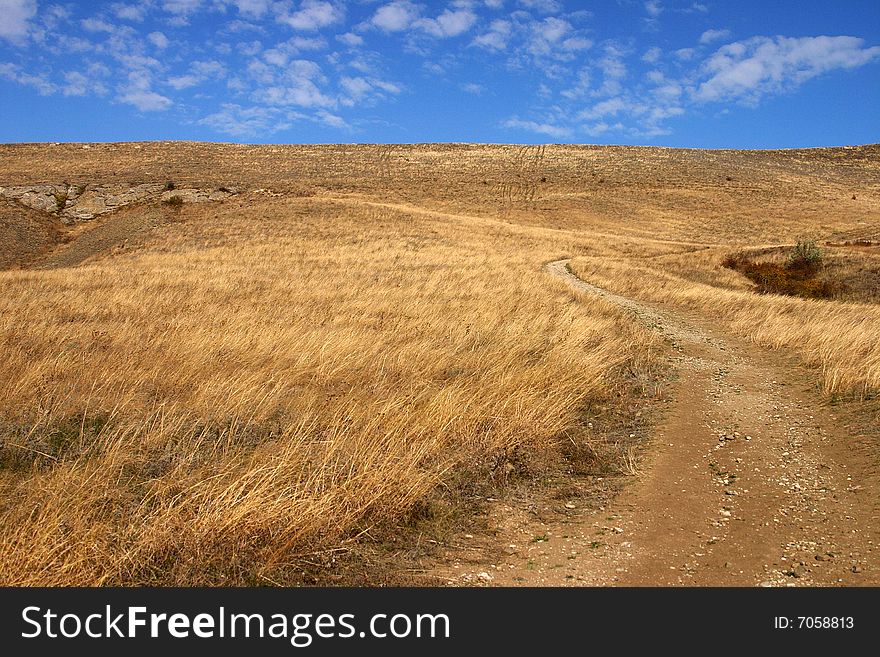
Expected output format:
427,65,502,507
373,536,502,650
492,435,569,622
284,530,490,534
0,197,662,585
570,251,880,397
1,142,877,585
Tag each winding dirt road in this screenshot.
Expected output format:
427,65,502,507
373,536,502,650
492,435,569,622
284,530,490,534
443,260,879,586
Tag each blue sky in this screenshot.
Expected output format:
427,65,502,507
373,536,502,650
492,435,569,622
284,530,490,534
0,0,878,147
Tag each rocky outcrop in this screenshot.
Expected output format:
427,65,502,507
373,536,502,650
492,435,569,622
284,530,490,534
0,184,76,216
0,183,238,222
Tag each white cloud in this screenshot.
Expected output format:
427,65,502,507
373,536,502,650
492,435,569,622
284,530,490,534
163,0,201,14
277,0,342,31
647,71,682,101
371,1,419,32
599,49,626,79
337,32,363,47
168,74,199,89
340,75,371,99
560,68,590,99
112,3,150,22
675,47,696,60
314,109,348,129
200,103,291,136
251,59,335,108
0,62,56,94
644,1,663,17
264,48,289,67
578,96,628,120
167,59,226,89
232,0,270,19
642,46,662,63
695,35,880,104
527,17,572,56
581,121,622,137
63,70,107,96
460,82,484,94
261,36,325,68
0,0,36,43
339,74,400,106
518,0,561,13
81,18,117,33
502,118,571,138
561,37,592,52
534,16,569,43
472,19,511,50
415,9,477,38
119,89,173,110
149,31,170,48
255,81,334,107
118,67,172,111
699,28,731,45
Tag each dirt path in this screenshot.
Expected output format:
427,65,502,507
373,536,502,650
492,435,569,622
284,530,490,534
438,259,879,586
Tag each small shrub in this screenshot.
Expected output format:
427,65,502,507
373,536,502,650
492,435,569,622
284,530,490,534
53,190,68,212
164,180,176,191
723,243,845,300
786,239,822,277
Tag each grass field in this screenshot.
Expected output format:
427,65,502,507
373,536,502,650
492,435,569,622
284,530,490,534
1,142,877,585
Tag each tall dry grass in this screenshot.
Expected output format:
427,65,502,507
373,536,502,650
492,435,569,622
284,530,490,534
570,253,880,397
0,198,662,585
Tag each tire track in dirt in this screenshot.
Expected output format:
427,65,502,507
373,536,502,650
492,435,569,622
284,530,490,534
439,259,879,586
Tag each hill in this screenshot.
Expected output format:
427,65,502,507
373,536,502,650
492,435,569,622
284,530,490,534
0,142,877,586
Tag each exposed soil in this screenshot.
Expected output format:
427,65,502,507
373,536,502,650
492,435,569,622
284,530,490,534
34,203,183,269
434,260,879,586
0,201,65,269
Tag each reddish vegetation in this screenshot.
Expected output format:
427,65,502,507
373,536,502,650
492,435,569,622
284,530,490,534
722,250,848,300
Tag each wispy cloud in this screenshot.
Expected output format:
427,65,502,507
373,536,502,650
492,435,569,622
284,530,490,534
0,0,37,44
694,35,880,104
699,28,731,45
502,117,571,138
369,1,420,32
472,19,511,50
199,103,292,136
518,0,562,14
277,0,343,31
415,8,477,38
0,61,56,94
644,1,663,17
0,1,877,143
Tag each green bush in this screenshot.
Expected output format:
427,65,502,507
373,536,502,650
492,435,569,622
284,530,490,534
786,239,822,276
722,243,845,300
